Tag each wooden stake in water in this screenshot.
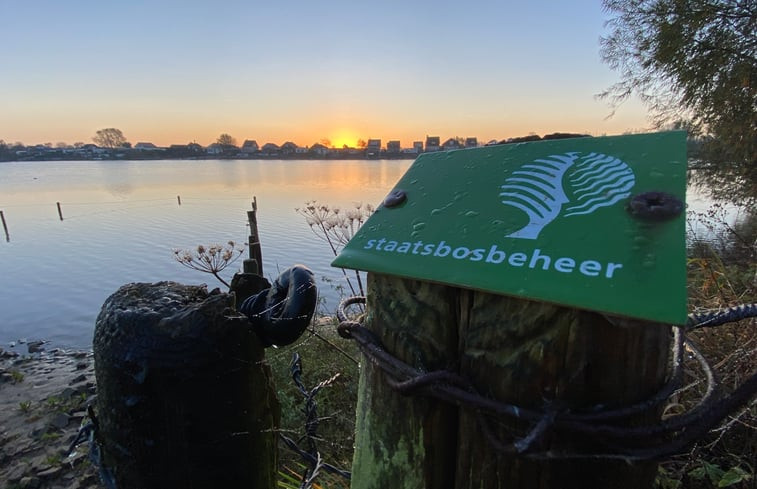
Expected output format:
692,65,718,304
244,196,263,275
56,202,63,221
1,210,9,242
177,195,181,206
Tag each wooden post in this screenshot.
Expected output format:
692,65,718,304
56,202,63,220
177,195,181,206
350,273,670,489
244,196,263,275
1,210,8,242
454,292,669,489
350,274,458,488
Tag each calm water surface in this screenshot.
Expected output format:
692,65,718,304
0,159,412,349
0,159,735,350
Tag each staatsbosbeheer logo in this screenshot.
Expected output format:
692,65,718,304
500,152,636,239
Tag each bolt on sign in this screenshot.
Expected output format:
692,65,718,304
332,131,688,325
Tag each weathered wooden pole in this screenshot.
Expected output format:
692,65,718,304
56,201,63,220
1,210,9,242
244,196,263,275
453,292,669,488
350,275,459,487
350,275,669,489
177,195,182,206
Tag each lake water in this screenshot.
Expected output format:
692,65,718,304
0,159,412,349
0,159,737,350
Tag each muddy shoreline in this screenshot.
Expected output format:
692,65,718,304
0,344,99,489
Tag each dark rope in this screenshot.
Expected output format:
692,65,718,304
337,296,757,461
686,303,757,330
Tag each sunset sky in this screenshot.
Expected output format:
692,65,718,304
1,0,651,149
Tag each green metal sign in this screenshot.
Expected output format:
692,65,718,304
332,131,688,324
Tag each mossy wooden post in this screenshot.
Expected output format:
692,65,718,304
351,274,459,489
454,292,669,489
351,276,670,489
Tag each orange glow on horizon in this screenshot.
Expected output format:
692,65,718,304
329,128,361,149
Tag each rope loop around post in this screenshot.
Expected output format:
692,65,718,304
336,296,757,461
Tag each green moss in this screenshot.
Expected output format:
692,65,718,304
350,365,427,489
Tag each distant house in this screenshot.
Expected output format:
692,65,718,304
261,143,281,156
309,143,329,157
168,143,204,157
425,136,441,152
465,137,478,148
168,144,188,156
412,141,424,153
241,140,259,154
281,141,300,156
341,147,364,157
206,143,223,155
78,144,108,156
134,142,159,150
366,139,381,158
386,141,401,154
442,138,462,151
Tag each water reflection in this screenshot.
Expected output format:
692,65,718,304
0,159,413,349
97,160,137,197
218,161,243,190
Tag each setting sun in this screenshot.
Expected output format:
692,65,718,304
330,129,361,149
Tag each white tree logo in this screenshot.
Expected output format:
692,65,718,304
500,152,635,239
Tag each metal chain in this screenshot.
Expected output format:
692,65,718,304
337,296,757,461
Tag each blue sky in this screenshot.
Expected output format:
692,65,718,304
0,0,650,147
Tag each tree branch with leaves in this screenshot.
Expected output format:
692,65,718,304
599,0,756,205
